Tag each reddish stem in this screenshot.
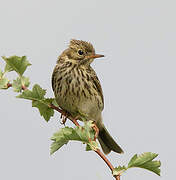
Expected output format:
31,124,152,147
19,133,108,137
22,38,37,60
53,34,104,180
7,83,12,88
95,149,120,180
6,84,120,180
95,149,114,171
6,83,27,90
49,104,80,127
50,103,120,180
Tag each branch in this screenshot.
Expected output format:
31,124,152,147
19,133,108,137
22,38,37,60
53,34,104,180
50,103,120,180
1,55,161,179
49,104,80,127
6,83,119,179
95,149,120,180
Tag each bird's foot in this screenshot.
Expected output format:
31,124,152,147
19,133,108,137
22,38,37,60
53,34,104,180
60,110,69,126
71,116,80,127
92,123,99,141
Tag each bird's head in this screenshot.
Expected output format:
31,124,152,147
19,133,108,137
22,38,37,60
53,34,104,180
58,39,104,65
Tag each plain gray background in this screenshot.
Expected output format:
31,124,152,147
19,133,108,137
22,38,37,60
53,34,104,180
0,0,175,180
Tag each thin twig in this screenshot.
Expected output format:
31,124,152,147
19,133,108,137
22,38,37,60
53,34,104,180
7,84,120,180
50,103,120,180
49,104,80,127
95,149,119,179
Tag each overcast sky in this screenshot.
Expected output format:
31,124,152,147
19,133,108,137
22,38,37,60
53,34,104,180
0,0,175,180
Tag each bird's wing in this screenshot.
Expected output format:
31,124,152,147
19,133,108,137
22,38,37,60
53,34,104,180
89,67,104,110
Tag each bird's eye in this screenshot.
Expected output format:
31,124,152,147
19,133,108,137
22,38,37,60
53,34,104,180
78,49,84,55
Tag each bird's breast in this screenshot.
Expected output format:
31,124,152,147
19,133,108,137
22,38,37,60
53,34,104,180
52,64,104,117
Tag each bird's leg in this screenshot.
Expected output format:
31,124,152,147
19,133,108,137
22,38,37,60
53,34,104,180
92,123,99,141
71,116,80,127
60,110,69,126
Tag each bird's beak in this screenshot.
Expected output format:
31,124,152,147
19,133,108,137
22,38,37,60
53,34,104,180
87,54,104,59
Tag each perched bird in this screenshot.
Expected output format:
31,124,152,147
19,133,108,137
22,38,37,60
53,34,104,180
52,39,123,154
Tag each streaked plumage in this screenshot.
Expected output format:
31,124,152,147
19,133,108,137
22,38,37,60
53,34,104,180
52,39,123,154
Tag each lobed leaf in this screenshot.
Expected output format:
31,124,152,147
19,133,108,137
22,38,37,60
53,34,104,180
51,127,81,154
32,100,54,122
50,127,71,154
128,152,158,167
17,84,46,100
127,152,161,176
17,84,54,121
51,121,99,154
2,56,31,76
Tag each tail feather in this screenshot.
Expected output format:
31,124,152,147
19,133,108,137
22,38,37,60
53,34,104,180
98,125,124,154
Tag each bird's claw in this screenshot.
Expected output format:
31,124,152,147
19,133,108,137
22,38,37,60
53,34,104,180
60,111,69,126
92,123,99,141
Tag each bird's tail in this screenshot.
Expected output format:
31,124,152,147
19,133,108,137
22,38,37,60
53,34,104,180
97,124,124,154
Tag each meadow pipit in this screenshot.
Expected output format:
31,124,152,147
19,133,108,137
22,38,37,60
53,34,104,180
52,39,123,154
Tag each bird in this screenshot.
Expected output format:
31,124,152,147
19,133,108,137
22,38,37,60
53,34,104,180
52,39,123,154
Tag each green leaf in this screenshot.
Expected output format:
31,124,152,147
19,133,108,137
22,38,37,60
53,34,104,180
12,76,30,92
17,84,54,121
43,98,55,105
21,76,30,88
113,152,161,176
17,84,46,100
2,56,31,76
0,77,9,89
51,121,98,155
31,84,46,99
32,100,54,122
51,127,79,154
4,63,13,73
127,152,161,176
85,144,92,151
12,77,22,92
113,166,127,176
128,154,138,167
128,152,158,167
139,160,161,176
83,120,94,139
